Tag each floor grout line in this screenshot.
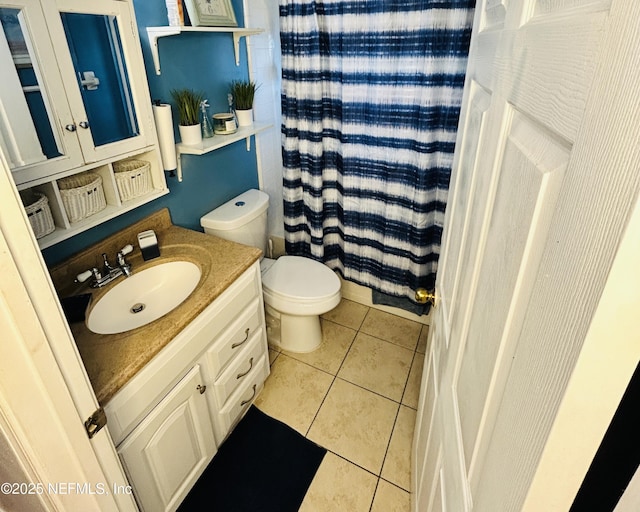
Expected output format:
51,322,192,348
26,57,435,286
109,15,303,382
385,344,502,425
263,300,422,509
303,329,358,437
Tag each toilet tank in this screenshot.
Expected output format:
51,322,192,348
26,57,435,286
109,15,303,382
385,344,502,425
200,189,269,254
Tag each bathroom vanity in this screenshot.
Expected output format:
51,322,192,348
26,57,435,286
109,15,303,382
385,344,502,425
113,264,268,511
50,209,270,512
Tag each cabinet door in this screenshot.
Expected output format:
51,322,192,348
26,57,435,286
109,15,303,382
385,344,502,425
42,0,154,164
0,0,84,183
118,365,216,512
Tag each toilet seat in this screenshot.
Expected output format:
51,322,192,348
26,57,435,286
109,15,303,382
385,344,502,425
262,256,341,315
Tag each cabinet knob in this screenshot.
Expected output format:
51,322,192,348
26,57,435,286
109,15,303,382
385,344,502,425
196,384,206,394
79,121,90,129
65,123,77,132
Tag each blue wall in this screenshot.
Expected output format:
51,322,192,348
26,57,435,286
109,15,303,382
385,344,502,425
42,0,259,266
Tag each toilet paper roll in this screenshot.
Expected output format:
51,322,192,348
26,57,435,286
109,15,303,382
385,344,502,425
152,103,177,171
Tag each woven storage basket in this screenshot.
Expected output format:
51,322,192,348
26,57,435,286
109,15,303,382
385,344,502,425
113,160,152,202
21,191,55,239
58,172,106,223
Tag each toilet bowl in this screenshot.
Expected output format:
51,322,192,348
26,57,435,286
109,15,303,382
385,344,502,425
200,189,341,352
261,255,341,352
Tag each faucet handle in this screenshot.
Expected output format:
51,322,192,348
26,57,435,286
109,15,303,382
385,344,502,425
117,244,133,265
119,244,134,256
76,268,100,283
117,244,134,277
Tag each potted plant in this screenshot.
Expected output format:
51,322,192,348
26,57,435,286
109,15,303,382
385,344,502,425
229,80,258,127
170,88,205,145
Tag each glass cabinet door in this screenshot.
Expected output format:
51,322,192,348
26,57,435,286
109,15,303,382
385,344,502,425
46,0,153,165
60,12,140,148
0,1,84,185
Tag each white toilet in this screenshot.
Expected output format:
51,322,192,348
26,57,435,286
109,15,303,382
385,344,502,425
200,189,341,353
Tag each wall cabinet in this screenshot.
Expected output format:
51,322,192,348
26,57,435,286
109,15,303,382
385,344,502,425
0,0,168,248
106,263,269,512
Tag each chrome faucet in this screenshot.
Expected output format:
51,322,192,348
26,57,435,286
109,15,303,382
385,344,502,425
76,244,134,288
101,252,115,274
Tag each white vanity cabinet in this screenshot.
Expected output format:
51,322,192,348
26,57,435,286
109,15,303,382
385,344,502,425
105,262,269,512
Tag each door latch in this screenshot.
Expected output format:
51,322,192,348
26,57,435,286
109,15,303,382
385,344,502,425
80,71,100,91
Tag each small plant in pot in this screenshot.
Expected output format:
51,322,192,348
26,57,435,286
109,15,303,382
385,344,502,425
229,80,259,127
171,88,205,145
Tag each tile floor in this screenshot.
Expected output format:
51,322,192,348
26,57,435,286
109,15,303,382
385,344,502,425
254,299,429,511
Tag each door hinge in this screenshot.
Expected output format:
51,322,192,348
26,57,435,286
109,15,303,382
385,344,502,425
415,288,437,307
84,407,107,439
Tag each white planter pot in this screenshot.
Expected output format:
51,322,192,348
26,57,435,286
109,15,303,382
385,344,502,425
178,124,202,146
235,109,253,127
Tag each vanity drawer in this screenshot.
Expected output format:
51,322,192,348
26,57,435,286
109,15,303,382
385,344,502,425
211,329,265,408
205,302,263,378
213,355,269,443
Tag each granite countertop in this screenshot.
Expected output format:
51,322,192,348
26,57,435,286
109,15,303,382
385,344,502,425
50,209,261,406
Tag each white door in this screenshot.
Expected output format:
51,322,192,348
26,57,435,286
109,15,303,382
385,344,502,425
413,0,640,511
0,138,137,510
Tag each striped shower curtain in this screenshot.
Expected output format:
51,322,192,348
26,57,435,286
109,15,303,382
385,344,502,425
280,0,475,305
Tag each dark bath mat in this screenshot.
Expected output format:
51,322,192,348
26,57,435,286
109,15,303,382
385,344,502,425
177,405,326,511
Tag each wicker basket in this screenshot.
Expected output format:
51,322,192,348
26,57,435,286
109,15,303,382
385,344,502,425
113,160,152,202
58,172,107,223
21,190,55,239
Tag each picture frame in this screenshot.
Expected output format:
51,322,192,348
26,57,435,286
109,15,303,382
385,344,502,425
183,0,238,27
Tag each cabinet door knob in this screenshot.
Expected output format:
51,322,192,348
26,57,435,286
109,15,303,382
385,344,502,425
79,121,90,129
196,384,206,394
65,123,77,132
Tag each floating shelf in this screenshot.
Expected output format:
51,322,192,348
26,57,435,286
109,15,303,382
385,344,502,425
175,123,272,181
146,26,263,74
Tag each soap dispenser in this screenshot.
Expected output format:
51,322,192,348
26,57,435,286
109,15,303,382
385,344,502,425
200,99,214,138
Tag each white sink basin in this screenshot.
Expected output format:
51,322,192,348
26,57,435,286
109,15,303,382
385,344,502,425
87,261,201,335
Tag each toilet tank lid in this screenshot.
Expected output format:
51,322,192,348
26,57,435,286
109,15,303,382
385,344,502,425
200,189,269,230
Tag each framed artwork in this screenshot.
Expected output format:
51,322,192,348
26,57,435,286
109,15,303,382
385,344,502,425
183,0,238,27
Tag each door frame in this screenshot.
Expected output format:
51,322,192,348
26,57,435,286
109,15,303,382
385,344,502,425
0,151,137,511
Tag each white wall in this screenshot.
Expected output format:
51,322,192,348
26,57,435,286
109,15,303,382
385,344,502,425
245,0,285,240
